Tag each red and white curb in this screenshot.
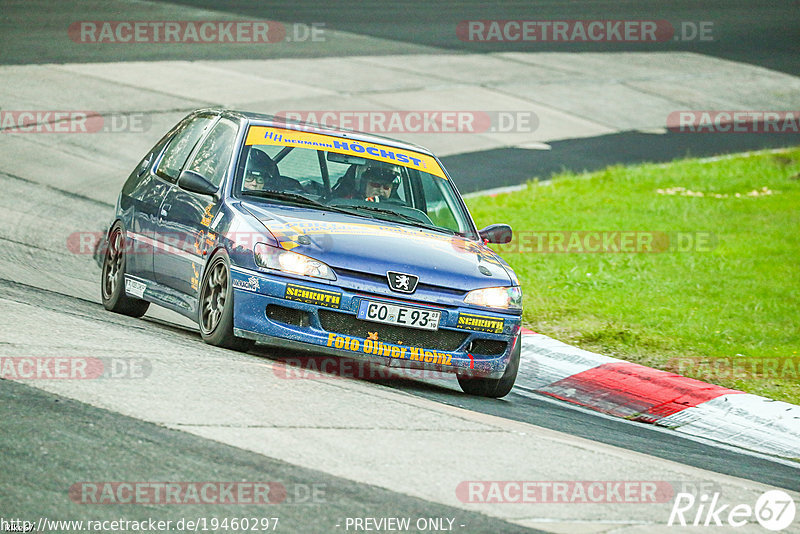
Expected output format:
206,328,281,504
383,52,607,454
518,330,800,460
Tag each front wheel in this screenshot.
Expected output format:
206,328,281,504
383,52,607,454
198,251,255,353
458,333,521,398
100,223,150,318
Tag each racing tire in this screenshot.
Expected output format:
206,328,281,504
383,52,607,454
457,333,521,398
101,223,150,318
198,250,255,353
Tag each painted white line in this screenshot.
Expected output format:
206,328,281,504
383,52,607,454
513,141,553,150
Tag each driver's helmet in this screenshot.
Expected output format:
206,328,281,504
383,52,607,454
243,148,279,191
358,163,401,199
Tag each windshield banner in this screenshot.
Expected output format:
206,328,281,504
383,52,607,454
245,125,447,179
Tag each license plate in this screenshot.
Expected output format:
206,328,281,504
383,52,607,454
357,300,441,331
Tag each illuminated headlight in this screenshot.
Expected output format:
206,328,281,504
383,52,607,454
254,243,336,281
464,286,522,310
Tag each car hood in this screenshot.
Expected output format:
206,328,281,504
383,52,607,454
241,201,513,291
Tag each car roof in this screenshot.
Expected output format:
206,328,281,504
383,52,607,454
210,108,437,157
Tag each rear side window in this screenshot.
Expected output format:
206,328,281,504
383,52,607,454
185,118,238,187
156,116,215,182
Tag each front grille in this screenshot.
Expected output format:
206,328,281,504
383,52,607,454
266,305,311,327
467,339,508,356
334,267,467,297
318,309,467,351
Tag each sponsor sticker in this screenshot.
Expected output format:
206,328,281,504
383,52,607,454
326,333,453,366
244,126,447,179
284,283,341,308
456,313,504,334
232,276,260,292
124,277,146,298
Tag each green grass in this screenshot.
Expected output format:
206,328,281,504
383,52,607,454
466,148,800,404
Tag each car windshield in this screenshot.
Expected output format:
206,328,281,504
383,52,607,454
238,125,476,238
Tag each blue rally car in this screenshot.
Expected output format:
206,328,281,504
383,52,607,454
101,109,522,397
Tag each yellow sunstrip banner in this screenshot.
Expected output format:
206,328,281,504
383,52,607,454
284,283,341,308
456,313,504,334
245,126,447,180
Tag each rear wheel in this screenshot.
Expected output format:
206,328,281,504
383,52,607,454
100,223,150,318
198,251,255,353
458,333,521,398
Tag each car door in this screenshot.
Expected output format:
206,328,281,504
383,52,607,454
145,113,217,290
119,134,172,280
154,116,239,298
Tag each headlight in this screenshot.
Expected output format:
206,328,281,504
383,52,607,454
254,243,336,281
464,286,522,310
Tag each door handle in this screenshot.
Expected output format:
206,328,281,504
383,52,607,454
160,204,171,218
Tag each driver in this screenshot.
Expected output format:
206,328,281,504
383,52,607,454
243,148,279,191
243,173,265,191
361,165,400,202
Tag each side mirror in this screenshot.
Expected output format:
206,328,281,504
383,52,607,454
178,169,218,196
478,224,513,244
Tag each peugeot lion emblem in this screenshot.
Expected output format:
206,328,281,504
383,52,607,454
387,271,419,294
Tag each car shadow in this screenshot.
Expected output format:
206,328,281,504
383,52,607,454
249,343,468,397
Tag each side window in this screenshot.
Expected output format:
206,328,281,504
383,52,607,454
186,118,238,187
421,176,459,231
156,116,215,182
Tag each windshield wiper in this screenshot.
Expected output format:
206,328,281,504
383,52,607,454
243,190,457,235
242,190,355,215
344,205,455,235
242,189,321,205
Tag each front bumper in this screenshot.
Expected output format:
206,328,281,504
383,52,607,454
230,266,521,378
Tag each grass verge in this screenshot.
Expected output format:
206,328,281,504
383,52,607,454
466,148,800,405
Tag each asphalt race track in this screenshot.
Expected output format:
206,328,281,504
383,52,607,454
1,1,799,533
